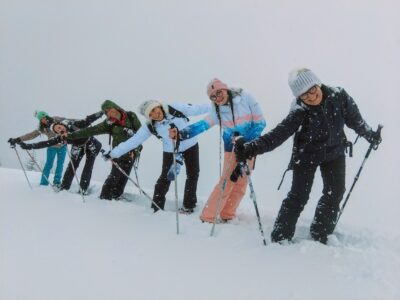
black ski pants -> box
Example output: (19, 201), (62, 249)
(100, 156), (135, 200)
(61, 137), (101, 191)
(271, 155), (346, 243)
(152, 143), (200, 211)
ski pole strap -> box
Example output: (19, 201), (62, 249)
(277, 168), (290, 190)
(345, 141), (353, 157)
(354, 135), (360, 145)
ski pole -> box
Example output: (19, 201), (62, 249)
(66, 145), (85, 203)
(132, 155), (142, 195)
(12, 146), (33, 189)
(244, 162), (267, 246)
(210, 148), (236, 237)
(101, 150), (163, 211)
(172, 139), (180, 235)
(335, 124), (383, 227)
(25, 150), (57, 192)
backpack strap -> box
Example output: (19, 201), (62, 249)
(166, 105), (189, 122)
(147, 121), (162, 139)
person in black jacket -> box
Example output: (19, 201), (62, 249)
(19, 112), (103, 194)
(234, 68), (382, 244)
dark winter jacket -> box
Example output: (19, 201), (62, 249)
(249, 84), (372, 166)
(67, 101), (142, 161)
(19, 112), (104, 149)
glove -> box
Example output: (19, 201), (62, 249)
(19, 142), (33, 150)
(123, 128), (135, 137)
(230, 163), (245, 182)
(101, 149), (112, 161)
(8, 137), (21, 147)
(94, 111), (104, 118)
(365, 129), (382, 146)
(234, 137), (255, 162)
(167, 153), (183, 181)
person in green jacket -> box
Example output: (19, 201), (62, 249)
(64, 100), (142, 200)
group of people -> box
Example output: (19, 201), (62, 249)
(8, 68), (382, 244)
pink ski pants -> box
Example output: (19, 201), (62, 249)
(200, 152), (254, 222)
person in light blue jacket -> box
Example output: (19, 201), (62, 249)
(169, 78), (266, 223)
(110, 100), (211, 213)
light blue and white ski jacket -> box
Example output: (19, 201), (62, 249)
(179, 89), (266, 152)
(110, 103), (211, 158)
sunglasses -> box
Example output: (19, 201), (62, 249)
(299, 85), (318, 100)
(210, 90), (224, 102)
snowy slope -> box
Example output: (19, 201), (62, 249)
(1, 167), (399, 300)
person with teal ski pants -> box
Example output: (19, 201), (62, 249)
(40, 145), (67, 185)
(8, 110), (67, 186)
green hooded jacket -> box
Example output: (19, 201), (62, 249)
(68, 100), (142, 160)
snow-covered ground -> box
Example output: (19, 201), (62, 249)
(1, 0), (399, 299)
(1, 167), (399, 300)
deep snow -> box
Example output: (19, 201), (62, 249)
(1, 0), (399, 299)
(1, 167), (399, 300)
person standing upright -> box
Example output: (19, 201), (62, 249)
(234, 68), (382, 244)
(170, 78), (266, 222)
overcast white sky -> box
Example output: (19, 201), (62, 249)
(1, 0), (399, 232)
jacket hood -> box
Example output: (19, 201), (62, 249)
(101, 100), (122, 112)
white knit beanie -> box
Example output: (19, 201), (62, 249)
(139, 100), (162, 120)
(288, 68), (322, 98)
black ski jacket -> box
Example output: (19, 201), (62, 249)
(250, 84), (372, 166)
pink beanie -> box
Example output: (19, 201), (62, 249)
(207, 78), (229, 98)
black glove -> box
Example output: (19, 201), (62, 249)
(19, 142), (33, 150)
(100, 149), (112, 161)
(123, 128), (135, 137)
(234, 137), (255, 162)
(95, 111), (104, 118)
(230, 163), (245, 182)
(365, 129), (382, 146)
(8, 137), (21, 147)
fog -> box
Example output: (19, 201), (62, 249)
(1, 0), (399, 235)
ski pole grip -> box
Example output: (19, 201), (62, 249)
(169, 123), (180, 152)
(376, 124), (383, 134)
(372, 124), (383, 150)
